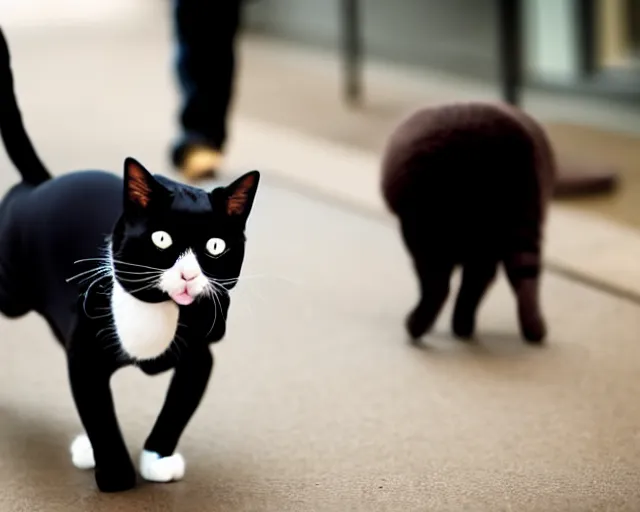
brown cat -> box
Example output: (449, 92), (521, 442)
(381, 102), (556, 343)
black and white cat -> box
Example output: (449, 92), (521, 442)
(0, 28), (260, 492)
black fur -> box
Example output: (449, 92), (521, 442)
(0, 28), (50, 185)
(0, 27), (260, 492)
(381, 102), (556, 344)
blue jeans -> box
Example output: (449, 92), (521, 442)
(171, 0), (243, 165)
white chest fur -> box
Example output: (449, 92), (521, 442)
(111, 280), (179, 360)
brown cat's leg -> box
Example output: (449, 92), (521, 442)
(503, 251), (546, 343)
(399, 214), (454, 340)
(451, 260), (498, 340)
(406, 258), (454, 340)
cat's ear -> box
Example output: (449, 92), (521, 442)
(222, 171), (260, 219)
(123, 157), (158, 211)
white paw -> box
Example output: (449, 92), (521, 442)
(70, 434), (95, 469)
(139, 450), (185, 482)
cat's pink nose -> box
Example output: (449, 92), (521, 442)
(181, 270), (197, 281)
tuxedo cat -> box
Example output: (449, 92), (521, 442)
(0, 27), (260, 492)
(381, 102), (556, 344)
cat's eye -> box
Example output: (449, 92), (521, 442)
(206, 237), (226, 257)
(151, 231), (173, 250)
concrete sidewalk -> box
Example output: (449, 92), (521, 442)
(0, 10), (639, 512)
(2, 176), (640, 511)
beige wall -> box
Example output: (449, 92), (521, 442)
(0, 0), (147, 28)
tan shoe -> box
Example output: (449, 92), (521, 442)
(179, 146), (222, 181)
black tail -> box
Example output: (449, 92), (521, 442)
(0, 28), (51, 186)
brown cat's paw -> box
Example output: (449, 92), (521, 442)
(406, 306), (433, 340)
(520, 314), (546, 344)
(452, 314), (475, 341)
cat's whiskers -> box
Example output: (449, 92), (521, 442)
(207, 279), (229, 293)
(65, 265), (112, 284)
(203, 272), (300, 286)
(111, 259), (166, 273)
(74, 257), (167, 273)
(108, 280), (160, 305)
(204, 282), (218, 299)
(114, 274), (162, 285)
(208, 275), (280, 321)
(209, 280), (231, 333)
(82, 273), (113, 318)
(73, 256), (258, 352)
(115, 269), (163, 276)
(204, 282), (222, 339)
(77, 271), (112, 287)
(125, 281), (161, 295)
(212, 290), (223, 320)
(205, 276), (261, 323)
(110, 265), (164, 289)
(206, 298), (220, 340)
(203, 273), (301, 315)
(87, 273), (161, 320)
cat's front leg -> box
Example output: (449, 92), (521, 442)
(68, 353), (136, 492)
(140, 345), (213, 483)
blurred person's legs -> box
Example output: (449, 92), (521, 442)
(171, 0), (243, 180)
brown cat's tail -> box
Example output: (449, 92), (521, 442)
(0, 28), (51, 186)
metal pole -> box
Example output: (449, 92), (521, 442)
(575, 0), (597, 77)
(341, 0), (363, 106)
(497, 0), (522, 105)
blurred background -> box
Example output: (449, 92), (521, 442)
(2, 0), (640, 225)
(2, 2), (640, 510)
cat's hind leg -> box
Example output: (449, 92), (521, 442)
(406, 257), (454, 340)
(451, 259), (498, 339)
(67, 340), (136, 492)
(0, 253), (31, 318)
(0, 185), (33, 318)
(0, 272), (29, 318)
(503, 251), (546, 343)
(400, 216), (454, 340)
